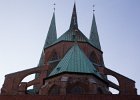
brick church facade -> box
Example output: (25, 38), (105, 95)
(1, 3), (139, 99)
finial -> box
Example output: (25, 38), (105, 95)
(93, 5), (95, 12)
(53, 3), (56, 12)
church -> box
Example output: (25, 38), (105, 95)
(1, 2), (139, 100)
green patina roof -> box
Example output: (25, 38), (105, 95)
(46, 28), (99, 50)
(38, 12), (57, 67)
(51, 29), (90, 44)
(44, 12), (57, 48)
(89, 12), (101, 50)
(38, 4), (102, 68)
(45, 4), (100, 51)
(45, 3), (87, 47)
(49, 44), (102, 78)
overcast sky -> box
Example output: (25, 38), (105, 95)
(0, 0), (140, 94)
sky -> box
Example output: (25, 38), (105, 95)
(0, 0), (140, 94)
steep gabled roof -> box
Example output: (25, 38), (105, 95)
(89, 12), (101, 50)
(52, 29), (89, 44)
(49, 44), (102, 79)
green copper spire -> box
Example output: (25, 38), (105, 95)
(70, 3), (78, 30)
(89, 11), (101, 50)
(38, 12), (57, 66)
(45, 3), (91, 47)
(49, 44), (102, 79)
(44, 12), (57, 48)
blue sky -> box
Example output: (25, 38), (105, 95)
(0, 0), (140, 94)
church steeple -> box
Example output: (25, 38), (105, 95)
(70, 3), (78, 30)
(38, 12), (57, 66)
(44, 12), (57, 48)
(89, 11), (101, 50)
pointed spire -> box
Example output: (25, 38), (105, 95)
(89, 10), (101, 50)
(70, 3), (78, 30)
(38, 12), (57, 66)
(44, 12), (57, 48)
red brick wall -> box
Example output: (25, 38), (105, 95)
(44, 41), (104, 67)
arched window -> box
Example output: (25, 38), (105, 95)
(48, 85), (60, 95)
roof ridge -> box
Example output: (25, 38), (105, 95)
(66, 46), (74, 71)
